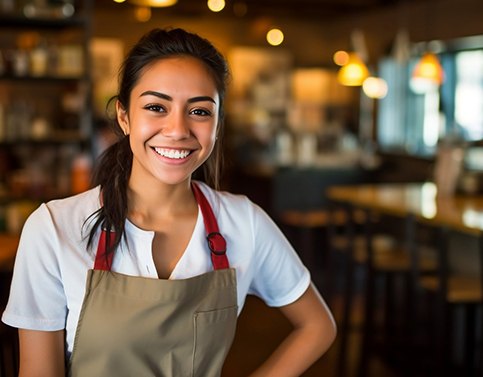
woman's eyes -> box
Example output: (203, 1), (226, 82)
(143, 104), (212, 117)
(144, 104), (166, 113)
(190, 108), (212, 117)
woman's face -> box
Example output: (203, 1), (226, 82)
(117, 56), (220, 188)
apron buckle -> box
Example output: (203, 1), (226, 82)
(207, 232), (226, 256)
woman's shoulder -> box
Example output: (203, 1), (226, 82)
(44, 186), (101, 215)
(194, 181), (256, 213)
(27, 186), (102, 231)
(194, 181), (275, 236)
(16, 187), (101, 263)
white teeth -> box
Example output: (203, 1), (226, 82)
(154, 148), (191, 159)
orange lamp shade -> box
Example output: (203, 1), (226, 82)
(412, 52), (445, 85)
(129, 0), (177, 7)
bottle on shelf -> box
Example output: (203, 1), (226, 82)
(0, 0), (93, 208)
(71, 151), (92, 194)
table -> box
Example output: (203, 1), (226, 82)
(326, 182), (483, 376)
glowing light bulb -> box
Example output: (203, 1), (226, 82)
(333, 50), (349, 66)
(207, 0), (225, 12)
(267, 28), (284, 46)
(134, 6), (151, 22)
(130, 0), (177, 7)
(362, 77), (388, 99)
(337, 53), (369, 86)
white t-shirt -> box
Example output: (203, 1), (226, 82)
(2, 181), (310, 355)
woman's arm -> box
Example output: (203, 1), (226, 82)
(18, 329), (65, 377)
(249, 283), (336, 377)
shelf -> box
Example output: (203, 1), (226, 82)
(0, 131), (89, 145)
(0, 14), (88, 29)
(0, 0), (94, 221)
(0, 74), (86, 82)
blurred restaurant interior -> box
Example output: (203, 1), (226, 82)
(1, 0), (483, 375)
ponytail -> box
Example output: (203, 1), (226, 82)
(84, 136), (132, 255)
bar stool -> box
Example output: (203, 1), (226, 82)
(332, 207), (437, 377)
(412, 226), (482, 376)
(278, 208), (353, 272)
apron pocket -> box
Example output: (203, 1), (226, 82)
(192, 305), (238, 377)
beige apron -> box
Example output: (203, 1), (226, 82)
(69, 183), (238, 377)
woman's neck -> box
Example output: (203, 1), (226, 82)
(126, 178), (198, 230)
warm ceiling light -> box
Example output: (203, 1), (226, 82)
(207, 0), (225, 12)
(113, 0), (126, 3)
(129, 0), (177, 7)
(333, 50), (349, 66)
(412, 52), (445, 85)
(266, 28), (284, 46)
(362, 77), (388, 99)
(337, 52), (369, 86)
(134, 6), (151, 21)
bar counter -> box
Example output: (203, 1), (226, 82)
(327, 182), (483, 235)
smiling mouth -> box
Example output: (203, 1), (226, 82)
(153, 147), (192, 159)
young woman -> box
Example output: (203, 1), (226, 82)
(2, 28), (336, 377)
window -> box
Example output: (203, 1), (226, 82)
(377, 36), (483, 157)
(453, 50), (483, 140)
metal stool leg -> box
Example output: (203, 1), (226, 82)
(336, 205), (357, 377)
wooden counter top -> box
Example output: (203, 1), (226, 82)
(327, 182), (483, 235)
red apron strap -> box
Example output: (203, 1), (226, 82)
(191, 182), (229, 270)
(94, 183), (229, 271)
(94, 229), (115, 271)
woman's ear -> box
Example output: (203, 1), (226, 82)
(116, 100), (130, 135)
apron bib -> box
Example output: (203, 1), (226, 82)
(69, 183), (238, 377)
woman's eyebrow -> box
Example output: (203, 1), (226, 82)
(140, 91), (216, 105)
(140, 91), (172, 101)
(187, 96), (216, 104)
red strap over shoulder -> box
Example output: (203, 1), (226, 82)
(94, 230), (115, 271)
(94, 183), (229, 271)
(191, 182), (229, 270)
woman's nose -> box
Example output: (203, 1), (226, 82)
(162, 111), (190, 139)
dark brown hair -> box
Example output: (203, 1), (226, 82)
(85, 28), (230, 255)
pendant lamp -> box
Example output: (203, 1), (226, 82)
(337, 52), (370, 86)
(410, 51), (445, 93)
(412, 52), (444, 85)
(129, 0), (177, 7)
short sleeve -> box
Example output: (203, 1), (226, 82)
(2, 204), (67, 330)
(247, 205), (311, 307)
